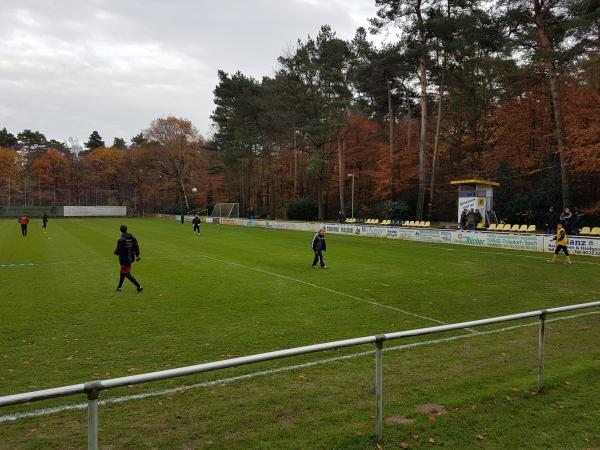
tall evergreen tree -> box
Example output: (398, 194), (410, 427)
(85, 131), (105, 150)
(0, 128), (18, 148)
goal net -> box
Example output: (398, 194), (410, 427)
(211, 203), (240, 218)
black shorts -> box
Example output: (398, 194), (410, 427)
(555, 245), (569, 256)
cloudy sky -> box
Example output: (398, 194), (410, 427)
(0, 0), (385, 147)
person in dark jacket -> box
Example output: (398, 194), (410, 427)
(474, 209), (483, 227)
(459, 208), (468, 230)
(338, 210), (345, 224)
(466, 208), (476, 231)
(114, 224), (143, 292)
(311, 228), (328, 269)
(192, 215), (201, 234)
(42, 212), (48, 232)
(560, 208), (573, 234)
(18, 214), (29, 237)
(544, 206), (559, 234)
(180, 213), (185, 224)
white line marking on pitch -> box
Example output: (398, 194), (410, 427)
(1, 310), (597, 424)
(199, 254), (467, 330)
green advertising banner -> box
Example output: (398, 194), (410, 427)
(0, 206), (63, 217)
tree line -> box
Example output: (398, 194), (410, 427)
(0, 118), (212, 215)
(1, 0), (599, 224)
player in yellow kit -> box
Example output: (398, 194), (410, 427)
(547, 224), (572, 264)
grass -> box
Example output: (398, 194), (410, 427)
(0, 217), (598, 449)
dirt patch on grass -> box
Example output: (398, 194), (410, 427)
(415, 403), (448, 415)
(384, 415), (416, 425)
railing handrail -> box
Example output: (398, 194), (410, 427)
(2, 300), (599, 409)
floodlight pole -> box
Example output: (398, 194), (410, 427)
(347, 174), (355, 219)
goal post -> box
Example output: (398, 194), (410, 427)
(211, 203), (240, 218)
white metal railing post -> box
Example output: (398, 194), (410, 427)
(84, 382), (101, 450)
(538, 310), (547, 391)
(375, 335), (385, 442)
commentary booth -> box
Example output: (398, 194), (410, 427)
(450, 179), (500, 226)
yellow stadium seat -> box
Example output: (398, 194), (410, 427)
(527, 224), (536, 233)
(423, 221), (430, 227)
(580, 226), (590, 235)
(488, 223), (497, 231)
(518, 224), (528, 232)
(415, 221), (422, 227)
(366, 219), (372, 224)
(407, 220), (414, 226)
(590, 227), (600, 236)
(510, 224), (520, 232)
(502, 224), (512, 231)
(373, 219), (379, 224)
(476, 222), (484, 229)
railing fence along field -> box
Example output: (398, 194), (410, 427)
(1, 301), (599, 449)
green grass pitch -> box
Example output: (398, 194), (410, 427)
(0, 218), (599, 449)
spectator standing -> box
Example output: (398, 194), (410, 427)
(572, 210), (583, 235)
(474, 209), (483, 227)
(338, 210), (345, 224)
(460, 208), (468, 230)
(544, 207), (559, 234)
(560, 208), (573, 233)
(466, 208), (476, 231)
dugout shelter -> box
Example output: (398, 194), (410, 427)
(450, 179), (500, 226)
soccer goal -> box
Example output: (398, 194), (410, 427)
(211, 203), (240, 218)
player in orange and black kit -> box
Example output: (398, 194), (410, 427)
(114, 224), (143, 292)
(547, 223), (572, 265)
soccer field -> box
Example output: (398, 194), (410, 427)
(1, 218), (599, 449)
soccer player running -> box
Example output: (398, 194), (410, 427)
(192, 215), (201, 234)
(547, 223), (572, 265)
(42, 212), (48, 232)
(114, 224), (144, 292)
(311, 228), (328, 269)
(18, 214), (29, 237)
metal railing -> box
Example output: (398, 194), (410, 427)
(1, 300), (599, 449)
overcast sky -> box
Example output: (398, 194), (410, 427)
(0, 0), (386, 147)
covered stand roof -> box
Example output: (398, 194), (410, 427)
(449, 179), (500, 187)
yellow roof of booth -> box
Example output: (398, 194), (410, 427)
(450, 179), (500, 187)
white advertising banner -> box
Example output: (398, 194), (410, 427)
(543, 235), (600, 257)
(64, 206), (126, 217)
(206, 217), (600, 258)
